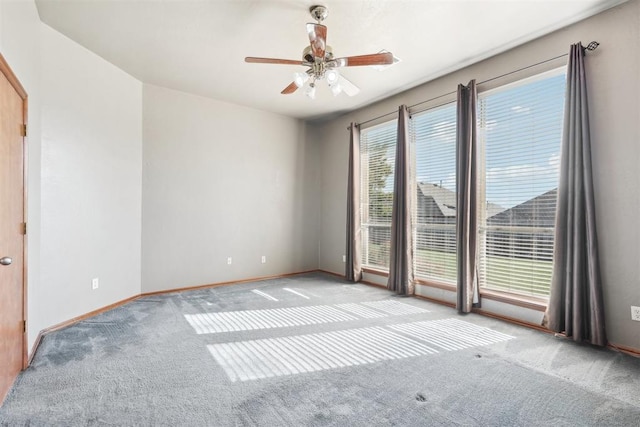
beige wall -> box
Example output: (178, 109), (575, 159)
(141, 85), (319, 292)
(316, 0), (640, 350)
(0, 3), (143, 350)
(38, 24), (143, 343)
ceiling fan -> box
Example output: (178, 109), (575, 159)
(245, 5), (395, 98)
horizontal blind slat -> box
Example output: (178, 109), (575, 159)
(412, 102), (457, 284)
(361, 120), (398, 270)
(478, 71), (565, 298)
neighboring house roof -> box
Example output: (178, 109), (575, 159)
(417, 182), (504, 218)
(417, 182), (457, 217)
(488, 188), (558, 227)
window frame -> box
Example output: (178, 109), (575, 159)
(476, 67), (566, 303)
(355, 68), (565, 313)
(410, 101), (458, 289)
(359, 119), (398, 272)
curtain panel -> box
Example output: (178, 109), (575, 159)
(456, 80), (479, 313)
(544, 43), (607, 346)
(345, 122), (363, 282)
(387, 105), (415, 295)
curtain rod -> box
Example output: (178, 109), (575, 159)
(349, 41), (599, 130)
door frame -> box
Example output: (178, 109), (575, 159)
(0, 52), (28, 369)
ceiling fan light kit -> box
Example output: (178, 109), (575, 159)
(245, 5), (395, 99)
(304, 82), (317, 100)
(326, 69), (339, 85)
(294, 72), (309, 88)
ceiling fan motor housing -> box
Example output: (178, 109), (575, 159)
(303, 45), (333, 64)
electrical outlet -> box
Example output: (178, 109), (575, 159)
(342, 255), (346, 263)
(631, 306), (640, 322)
(227, 257), (232, 265)
(261, 256), (266, 264)
(92, 278), (99, 290)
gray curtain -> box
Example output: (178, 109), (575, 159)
(544, 43), (606, 346)
(345, 122), (363, 282)
(387, 105), (414, 295)
(456, 80), (479, 313)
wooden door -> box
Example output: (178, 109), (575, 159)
(0, 54), (27, 405)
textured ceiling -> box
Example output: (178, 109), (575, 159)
(35, 0), (624, 120)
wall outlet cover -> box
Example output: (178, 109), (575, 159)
(631, 306), (640, 321)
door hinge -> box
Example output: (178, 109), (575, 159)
(20, 124), (27, 137)
(21, 222), (27, 235)
(23, 320), (26, 333)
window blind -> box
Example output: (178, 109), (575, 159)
(411, 103), (457, 284)
(477, 70), (565, 297)
(360, 120), (397, 270)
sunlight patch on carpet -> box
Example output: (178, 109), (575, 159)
(185, 305), (357, 334)
(334, 303), (388, 318)
(361, 300), (429, 315)
(207, 318), (515, 382)
(389, 318), (515, 351)
(207, 326), (438, 382)
(251, 290), (278, 301)
(185, 300), (429, 334)
(282, 288), (311, 299)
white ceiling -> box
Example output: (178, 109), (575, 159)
(35, 0), (624, 121)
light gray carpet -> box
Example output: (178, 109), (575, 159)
(1, 272), (639, 426)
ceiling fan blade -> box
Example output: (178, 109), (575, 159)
(245, 57), (305, 66)
(281, 81), (299, 95)
(306, 23), (327, 59)
(333, 52), (394, 67)
(338, 75), (360, 97)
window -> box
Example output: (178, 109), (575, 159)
(360, 120), (397, 270)
(477, 69), (566, 298)
(411, 103), (457, 284)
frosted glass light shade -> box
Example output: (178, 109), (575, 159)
(326, 69), (339, 86)
(305, 83), (316, 99)
(294, 72), (309, 88)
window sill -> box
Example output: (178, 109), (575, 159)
(479, 289), (548, 312)
(363, 269), (547, 312)
(413, 280), (548, 312)
(415, 278), (456, 292)
(362, 267), (388, 277)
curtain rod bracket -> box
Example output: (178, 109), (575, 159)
(583, 41), (600, 52)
